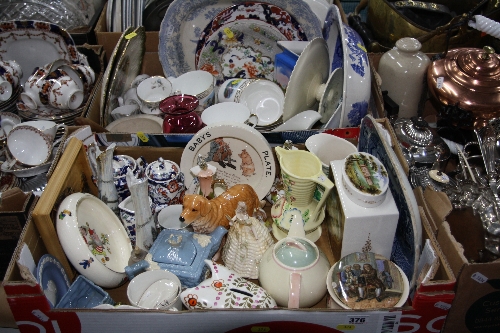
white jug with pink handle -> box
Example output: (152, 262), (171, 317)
(259, 213), (330, 308)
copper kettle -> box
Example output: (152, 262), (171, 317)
(427, 46), (500, 129)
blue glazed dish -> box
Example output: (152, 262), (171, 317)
(55, 275), (115, 309)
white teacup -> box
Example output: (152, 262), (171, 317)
(0, 112), (21, 135)
(121, 87), (140, 107)
(111, 104), (140, 120)
(7, 125), (53, 166)
(136, 76), (172, 114)
(59, 63), (96, 94)
(305, 133), (358, 174)
(169, 70), (216, 109)
(45, 72), (84, 110)
(127, 270), (182, 311)
(201, 102), (256, 127)
(218, 78), (284, 127)
(13, 120), (65, 141)
(0, 60), (22, 101)
(131, 74), (151, 88)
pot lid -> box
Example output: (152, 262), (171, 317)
(394, 117), (433, 147)
(146, 157), (181, 182)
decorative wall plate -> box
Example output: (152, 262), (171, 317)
(326, 252), (409, 310)
(99, 26), (134, 127)
(180, 122), (275, 200)
(0, 20), (81, 85)
(103, 26), (145, 127)
(358, 115), (422, 288)
(36, 254), (71, 308)
(197, 20), (285, 86)
(195, 1), (307, 67)
(159, 0), (322, 78)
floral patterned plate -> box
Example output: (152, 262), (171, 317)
(197, 20), (286, 86)
(180, 121), (275, 200)
(159, 0), (322, 78)
(0, 20), (81, 85)
(194, 1), (308, 68)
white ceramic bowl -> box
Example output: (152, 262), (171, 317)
(305, 133), (357, 173)
(157, 204), (185, 230)
(201, 102), (252, 126)
(56, 192), (132, 288)
(7, 125), (52, 166)
(334, 5), (371, 127)
(127, 270), (182, 310)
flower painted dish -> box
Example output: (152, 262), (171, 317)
(56, 192), (132, 288)
(36, 254), (71, 308)
(197, 20), (286, 86)
(195, 1), (308, 68)
(159, 0), (322, 78)
(0, 20), (81, 85)
(180, 122), (276, 200)
(358, 115), (422, 288)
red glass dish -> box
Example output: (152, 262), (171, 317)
(159, 94), (205, 133)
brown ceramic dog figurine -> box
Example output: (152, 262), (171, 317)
(180, 184), (261, 234)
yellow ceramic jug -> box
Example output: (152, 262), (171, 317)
(271, 147), (334, 242)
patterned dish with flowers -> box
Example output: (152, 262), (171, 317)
(195, 1), (307, 68)
(197, 20), (285, 86)
(159, 0), (322, 78)
(0, 20), (81, 85)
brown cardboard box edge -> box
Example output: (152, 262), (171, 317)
(95, 3), (160, 64)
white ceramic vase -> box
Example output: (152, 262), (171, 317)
(96, 144), (119, 215)
(377, 37), (431, 119)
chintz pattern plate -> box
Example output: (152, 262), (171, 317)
(197, 20), (285, 86)
(195, 1), (307, 67)
(159, 0), (322, 78)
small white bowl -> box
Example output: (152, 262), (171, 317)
(56, 192), (132, 288)
(201, 102), (252, 126)
(127, 270), (182, 310)
(157, 204), (185, 230)
(305, 133), (357, 173)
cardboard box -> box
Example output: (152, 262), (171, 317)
(68, 1), (106, 46)
(1, 137), (456, 333)
(94, 2), (160, 69)
(0, 189), (37, 279)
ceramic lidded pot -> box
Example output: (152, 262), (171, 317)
(145, 157), (185, 211)
(341, 152), (389, 208)
(112, 154), (137, 202)
(259, 214), (330, 308)
(427, 46), (500, 129)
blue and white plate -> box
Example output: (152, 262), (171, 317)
(159, 0), (323, 78)
(36, 254), (71, 308)
(358, 115), (422, 289)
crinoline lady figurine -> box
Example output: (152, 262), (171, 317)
(221, 201), (274, 279)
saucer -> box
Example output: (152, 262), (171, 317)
(105, 114), (163, 133)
